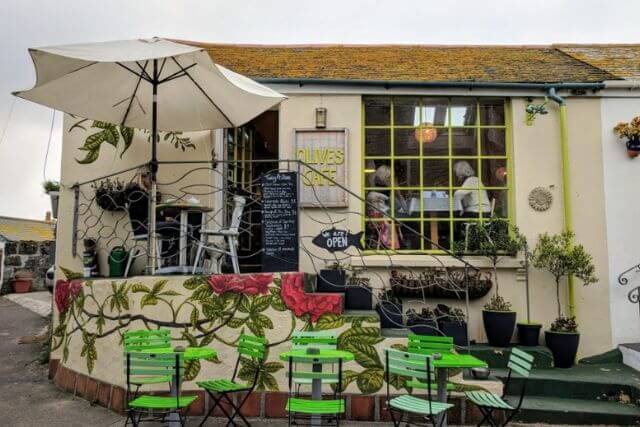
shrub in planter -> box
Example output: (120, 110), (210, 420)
(43, 180), (60, 219)
(482, 295), (516, 347)
(436, 304), (468, 346)
(317, 262), (346, 293)
(531, 231), (597, 368)
(377, 289), (403, 329)
(405, 307), (438, 336)
(517, 240), (542, 346)
(344, 275), (372, 310)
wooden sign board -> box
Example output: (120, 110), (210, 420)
(295, 129), (348, 207)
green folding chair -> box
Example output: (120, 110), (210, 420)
(291, 331), (338, 392)
(196, 334), (266, 426)
(286, 350), (345, 426)
(407, 334), (456, 394)
(125, 351), (198, 427)
(384, 348), (453, 427)
(464, 348), (534, 426)
(123, 329), (173, 399)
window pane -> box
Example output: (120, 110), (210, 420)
(364, 159), (390, 187)
(364, 97), (390, 125)
(455, 220), (481, 251)
(487, 190), (509, 218)
(422, 128), (449, 156)
(423, 159), (450, 187)
(397, 221), (422, 250)
(394, 159), (420, 187)
(452, 128), (477, 156)
(481, 128), (506, 156)
(452, 159), (480, 187)
(481, 158), (508, 187)
(450, 98), (477, 126)
(393, 189), (419, 217)
(422, 98), (449, 126)
(393, 97), (421, 126)
(423, 221), (451, 250)
(365, 128), (391, 156)
(394, 128), (419, 156)
(419, 189), (452, 218)
(479, 99), (505, 125)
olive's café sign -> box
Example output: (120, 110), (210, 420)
(295, 129), (347, 207)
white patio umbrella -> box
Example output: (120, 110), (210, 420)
(13, 37), (286, 273)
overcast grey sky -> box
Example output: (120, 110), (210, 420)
(0, 0), (639, 219)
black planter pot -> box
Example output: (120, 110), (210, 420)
(317, 269), (346, 293)
(407, 320), (439, 336)
(482, 310), (516, 347)
(440, 320), (468, 347)
(545, 330), (580, 368)
(377, 300), (403, 329)
(517, 323), (542, 347)
(345, 285), (372, 310)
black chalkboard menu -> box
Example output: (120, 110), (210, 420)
(261, 172), (299, 272)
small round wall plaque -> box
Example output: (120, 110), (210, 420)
(528, 187), (553, 212)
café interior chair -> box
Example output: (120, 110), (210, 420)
(192, 195), (245, 274)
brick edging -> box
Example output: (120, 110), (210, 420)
(49, 359), (490, 422)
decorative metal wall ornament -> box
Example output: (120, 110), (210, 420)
(312, 228), (364, 252)
(528, 187), (553, 211)
(525, 99), (548, 126)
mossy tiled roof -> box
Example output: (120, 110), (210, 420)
(557, 45), (640, 80)
(190, 43), (619, 83)
(0, 216), (54, 242)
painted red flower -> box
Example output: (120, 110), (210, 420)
(209, 273), (273, 295)
(54, 279), (83, 314)
(281, 273), (342, 322)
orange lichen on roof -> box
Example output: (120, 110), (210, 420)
(557, 44), (640, 80)
(0, 216), (54, 242)
(186, 42), (616, 83)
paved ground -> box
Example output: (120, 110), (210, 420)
(0, 293), (612, 426)
(4, 290), (52, 317)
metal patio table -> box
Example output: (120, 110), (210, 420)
(279, 348), (354, 426)
(432, 352), (487, 427)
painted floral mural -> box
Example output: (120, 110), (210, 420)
(51, 268), (399, 395)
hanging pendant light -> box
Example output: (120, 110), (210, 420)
(414, 122), (438, 144)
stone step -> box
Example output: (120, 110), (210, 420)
(467, 344), (554, 369)
(508, 395), (640, 425)
(620, 343), (640, 372)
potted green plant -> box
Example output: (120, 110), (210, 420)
(614, 116), (640, 158)
(43, 180), (60, 218)
(405, 307), (438, 335)
(317, 261), (346, 293)
(531, 231), (597, 368)
(461, 219), (526, 347)
(377, 288), (403, 329)
(437, 304), (468, 346)
(517, 241), (542, 346)
(344, 270), (372, 310)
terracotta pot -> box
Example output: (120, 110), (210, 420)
(11, 279), (32, 293)
(628, 149), (640, 158)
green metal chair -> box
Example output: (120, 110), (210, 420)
(286, 350), (345, 426)
(125, 351), (198, 427)
(464, 347), (534, 426)
(123, 329), (173, 398)
(291, 331), (338, 391)
(196, 334), (266, 427)
(384, 348), (453, 427)
(407, 334), (456, 394)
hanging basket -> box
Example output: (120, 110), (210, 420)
(390, 269), (493, 300)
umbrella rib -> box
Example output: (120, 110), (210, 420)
(120, 69), (145, 127)
(169, 57), (234, 127)
(116, 62), (152, 84)
(136, 61), (154, 82)
(158, 63), (197, 84)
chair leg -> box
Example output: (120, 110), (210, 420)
(124, 247), (138, 278)
(228, 236), (240, 274)
(223, 392), (251, 427)
(501, 409), (519, 426)
(192, 242), (204, 274)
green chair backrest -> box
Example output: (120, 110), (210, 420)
(123, 329), (172, 352)
(291, 331), (338, 351)
(237, 334), (267, 361)
(407, 333), (454, 355)
(385, 348), (436, 397)
(125, 351), (183, 406)
(508, 348), (534, 378)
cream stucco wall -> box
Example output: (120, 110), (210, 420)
(601, 97), (640, 346)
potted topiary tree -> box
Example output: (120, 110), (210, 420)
(531, 231), (597, 368)
(377, 288), (403, 329)
(43, 180), (60, 218)
(517, 241), (543, 346)
(461, 219), (526, 347)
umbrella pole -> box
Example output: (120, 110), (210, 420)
(147, 59), (159, 275)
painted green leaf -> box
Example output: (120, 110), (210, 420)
(388, 373), (411, 392)
(262, 361), (284, 373)
(356, 368), (384, 394)
(222, 292), (239, 308)
(246, 320), (263, 337)
(199, 333), (215, 348)
(338, 326), (383, 347)
(259, 372), (278, 391)
(314, 313), (345, 331)
(60, 266), (83, 280)
(190, 308), (199, 327)
(227, 317), (245, 328)
(204, 353), (221, 364)
(183, 359), (200, 381)
(131, 283), (151, 293)
(183, 275), (208, 290)
(201, 301), (219, 319)
(273, 277), (282, 287)
(252, 295), (271, 313)
(343, 340), (382, 369)
(269, 288), (287, 311)
(332, 369), (359, 393)
(140, 294), (158, 308)
(191, 285), (213, 301)
(151, 280), (168, 295)
(390, 343), (408, 351)
(159, 290), (180, 297)
(252, 313), (274, 330)
(181, 330), (198, 347)
(238, 295), (251, 313)
(119, 126), (134, 158)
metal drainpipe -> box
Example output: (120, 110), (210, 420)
(548, 87), (575, 318)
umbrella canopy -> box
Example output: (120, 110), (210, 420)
(13, 37), (286, 131)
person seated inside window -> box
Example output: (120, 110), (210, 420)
(453, 161), (492, 242)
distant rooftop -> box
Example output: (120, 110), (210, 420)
(0, 216), (54, 242)
(183, 42), (635, 84)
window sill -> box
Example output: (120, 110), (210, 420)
(350, 254), (524, 269)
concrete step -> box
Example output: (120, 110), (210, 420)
(468, 344), (554, 369)
(508, 395), (640, 425)
(620, 343), (640, 372)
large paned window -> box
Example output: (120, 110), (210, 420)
(362, 96), (511, 253)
